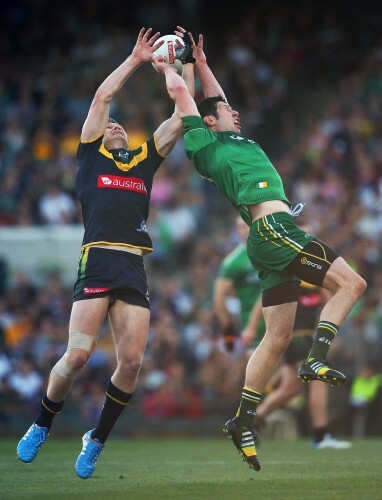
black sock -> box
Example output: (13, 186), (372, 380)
(92, 380), (132, 444)
(35, 394), (64, 430)
(308, 321), (338, 361)
(312, 426), (328, 443)
(235, 387), (262, 429)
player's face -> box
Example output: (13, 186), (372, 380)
(103, 122), (129, 148)
(215, 102), (241, 133)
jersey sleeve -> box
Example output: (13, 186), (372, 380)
(77, 135), (103, 167)
(145, 136), (166, 175)
(182, 116), (217, 160)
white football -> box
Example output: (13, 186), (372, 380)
(152, 34), (184, 74)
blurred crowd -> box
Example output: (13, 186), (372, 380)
(1, 1), (382, 436)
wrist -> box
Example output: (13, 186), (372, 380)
(128, 53), (143, 68)
(195, 59), (207, 67)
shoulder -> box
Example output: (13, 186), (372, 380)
(182, 115), (209, 134)
(77, 134), (103, 159)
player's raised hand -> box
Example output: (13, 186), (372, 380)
(175, 26), (206, 65)
(132, 28), (164, 63)
(152, 55), (176, 74)
(173, 26), (195, 64)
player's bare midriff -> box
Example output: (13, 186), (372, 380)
(92, 244), (143, 256)
(248, 200), (290, 222)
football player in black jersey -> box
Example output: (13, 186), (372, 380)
(17, 27), (196, 478)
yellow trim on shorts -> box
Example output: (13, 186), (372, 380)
(262, 216), (301, 252)
(300, 240), (332, 265)
(82, 241), (153, 253)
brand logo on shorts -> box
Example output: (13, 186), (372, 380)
(97, 175), (147, 194)
(83, 287), (111, 294)
(301, 256), (322, 270)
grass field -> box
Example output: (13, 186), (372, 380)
(1, 437), (381, 499)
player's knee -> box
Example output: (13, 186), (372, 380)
(117, 355), (143, 378)
(61, 330), (97, 370)
(353, 274), (367, 298)
(284, 380), (302, 399)
(52, 351), (88, 380)
(268, 329), (292, 354)
(65, 348), (90, 369)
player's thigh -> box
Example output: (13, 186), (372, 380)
(69, 297), (110, 336)
(108, 300), (150, 356)
(322, 256), (362, 292)
(262, 301), (297, 337)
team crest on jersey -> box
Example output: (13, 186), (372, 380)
(114, 150), (130, 162)
(118, 150), (129, 160)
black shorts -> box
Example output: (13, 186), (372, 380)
(283, 333), (312, 365)
(73, 247), (150, 309)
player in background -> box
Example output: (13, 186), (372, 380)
(213, 216), (265, 353)
(155, 28), (366, 471)
(17, 27), (196, 479)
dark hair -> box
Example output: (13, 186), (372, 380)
(108, 117), (116, 123)
(197, 95), (227, 119)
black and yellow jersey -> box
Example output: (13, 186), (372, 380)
(76, 133), (165, 254)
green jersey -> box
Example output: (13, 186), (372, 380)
(219, 243), (265, 344)
(182, 116), (290, 225)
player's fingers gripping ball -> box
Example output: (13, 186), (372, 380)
(152, 34), (184, 74)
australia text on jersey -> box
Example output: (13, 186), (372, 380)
(97, 175), (147, 194)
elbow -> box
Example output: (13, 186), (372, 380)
(94, 87), (113, 105)
(168, 81), (188, 102)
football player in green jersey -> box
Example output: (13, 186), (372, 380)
(155, 28), (366, 471)
(253, 222), (352, 449)
(214, 216), (265, 352)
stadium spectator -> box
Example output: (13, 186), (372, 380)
(8, 357), (43, 404)
(350, 360), (382, 436)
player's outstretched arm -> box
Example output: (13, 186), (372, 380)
(175, 26), (227, 101)
(154, 41), (196, 156)
(213, 276), (234, 329)
(154, 57), (199, 118)
(81, 28), (163, 142)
